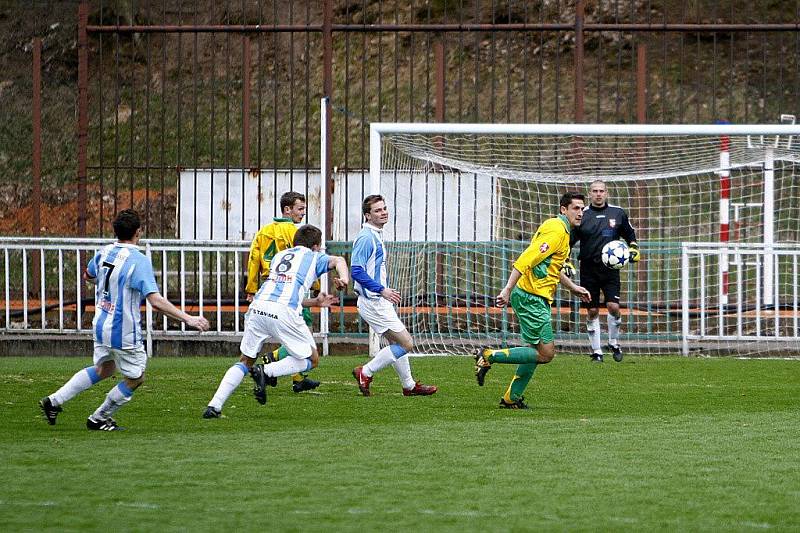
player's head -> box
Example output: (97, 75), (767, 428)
(362, 195), (389, 228)
(112, 209), (142, 241)
(293, 224), (322, 250)
(280, 191), (306, 223)
(589, 180), (608, 208)
(559, 192), (586, 227)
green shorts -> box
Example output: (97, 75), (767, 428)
(302, 307), (313, 328)
(511, 287), (554, 346)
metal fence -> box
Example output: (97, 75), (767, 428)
(681, 242), (800, 355)
(5, 1), (800, 239)
(5, 237), (800, 356)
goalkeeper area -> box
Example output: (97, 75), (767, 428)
(7, 355), (800, 530)
(363, 123), (800, 358)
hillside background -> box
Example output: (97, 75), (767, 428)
(1, 0), (799, 236)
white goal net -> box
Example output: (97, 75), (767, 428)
(369, 123), (800, 357)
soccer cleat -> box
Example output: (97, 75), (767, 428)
(402, 382), (438, 396)
(499, 397), (529, 410)
(292, 377), (321, 393)
(39, 397), (62, 425)
(86, 417), (124, 431)
(202, 406), (222, 419)
(608, 343), (623, 362)
(250, 364), (268, 405)
(260, 351), (279, 387)
(590, 353), (604, 363)
(473, 347), (493, 386)
(352, 366), (372, 396)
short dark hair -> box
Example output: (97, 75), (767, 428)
(293, 224), (322, 248)
(362, 194), (385, 217)
(560, 191), (586, 209)
(112, 209), (141, 240)
(280, 191), (306, 212)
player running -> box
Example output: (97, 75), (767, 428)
(246, 191), (321, 391)
(203, 225), (347, 418)
(39, 209), (210, 431)
(350, 195), (437, 397)
(474, 192), (590, 409)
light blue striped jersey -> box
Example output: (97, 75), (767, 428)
(351, 223), (387, 300)
(252, 246), (330, 314)
(87, 243), (159, 349)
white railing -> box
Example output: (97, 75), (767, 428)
(0, 237), (331, 355)
(681, 242), (800, 355)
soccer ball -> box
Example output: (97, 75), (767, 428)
(601, 240), (630, 270)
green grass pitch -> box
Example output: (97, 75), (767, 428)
(3, 354), (800, 531)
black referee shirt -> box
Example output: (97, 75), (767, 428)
(571, 203), (637, 263)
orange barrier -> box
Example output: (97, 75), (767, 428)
(6, 299), (795, 318)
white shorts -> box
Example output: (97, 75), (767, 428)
(93, 343), (148, 379)
(240, 302), (315, 359)
(357, 296), (406, 335)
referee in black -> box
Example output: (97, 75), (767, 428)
(570, 180), (640, 362)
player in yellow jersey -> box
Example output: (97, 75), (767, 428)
(473, 192), (591, 409)
(246, 191), (320, 393)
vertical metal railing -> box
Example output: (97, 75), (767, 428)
(44, 1), (798, 241)
(681, 242), (800, 355)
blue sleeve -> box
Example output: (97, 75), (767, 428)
(86, 252), (101, 278)
(620, 210), (638, 244)
(315, 253), (331, 278)
(350, 234), (372, 268)
(352, 265), (384, 294)
(130, 255), (159, 297)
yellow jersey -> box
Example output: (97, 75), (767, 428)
(245, 218), (297, 295)
(513, 214), (571, 304)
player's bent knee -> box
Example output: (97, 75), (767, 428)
(537, 344), (556, 363)
(125, 375), (145, 389)
(97, 361), (116, 379)
(239, 354), (257, 368)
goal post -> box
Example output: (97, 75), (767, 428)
(368, 122), (800, 357)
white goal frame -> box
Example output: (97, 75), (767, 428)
(368, 122), (800, 356)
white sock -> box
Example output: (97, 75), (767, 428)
(587, 317), (602, 353)
(607, 314), (622, 347)
(264, 356), (310, 378)
(90, 381), (133, 421)
(50, 366), (102, 407)
(208, 362), (248, 411)
(363, 345), (397, 377)
(392, 355), (416, 390)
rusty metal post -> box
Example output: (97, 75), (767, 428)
(242, 36), (251, 168)
(77, 2), (89, 236)
(574, 0), (585, 123)
(32, 38), (42, 237)
(635, 42), (648, 299)
(434, 37), (445, 122)
(637, 43), (647, 123)
(322, 0), (333, 240)
(32, 37), (42, 297)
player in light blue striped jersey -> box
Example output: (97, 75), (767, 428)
(203, 225), (348, 418)
(39, 210), (210, 431)
(350, 195), (437, 397)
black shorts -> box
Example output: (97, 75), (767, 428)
(579, 259), (621, 308)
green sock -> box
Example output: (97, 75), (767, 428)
(488, 347), (538, 365)
(273, 346), (289, 361)
(503, 363), (538, 402)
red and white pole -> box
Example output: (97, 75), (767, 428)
(719, 135), (731, 305)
